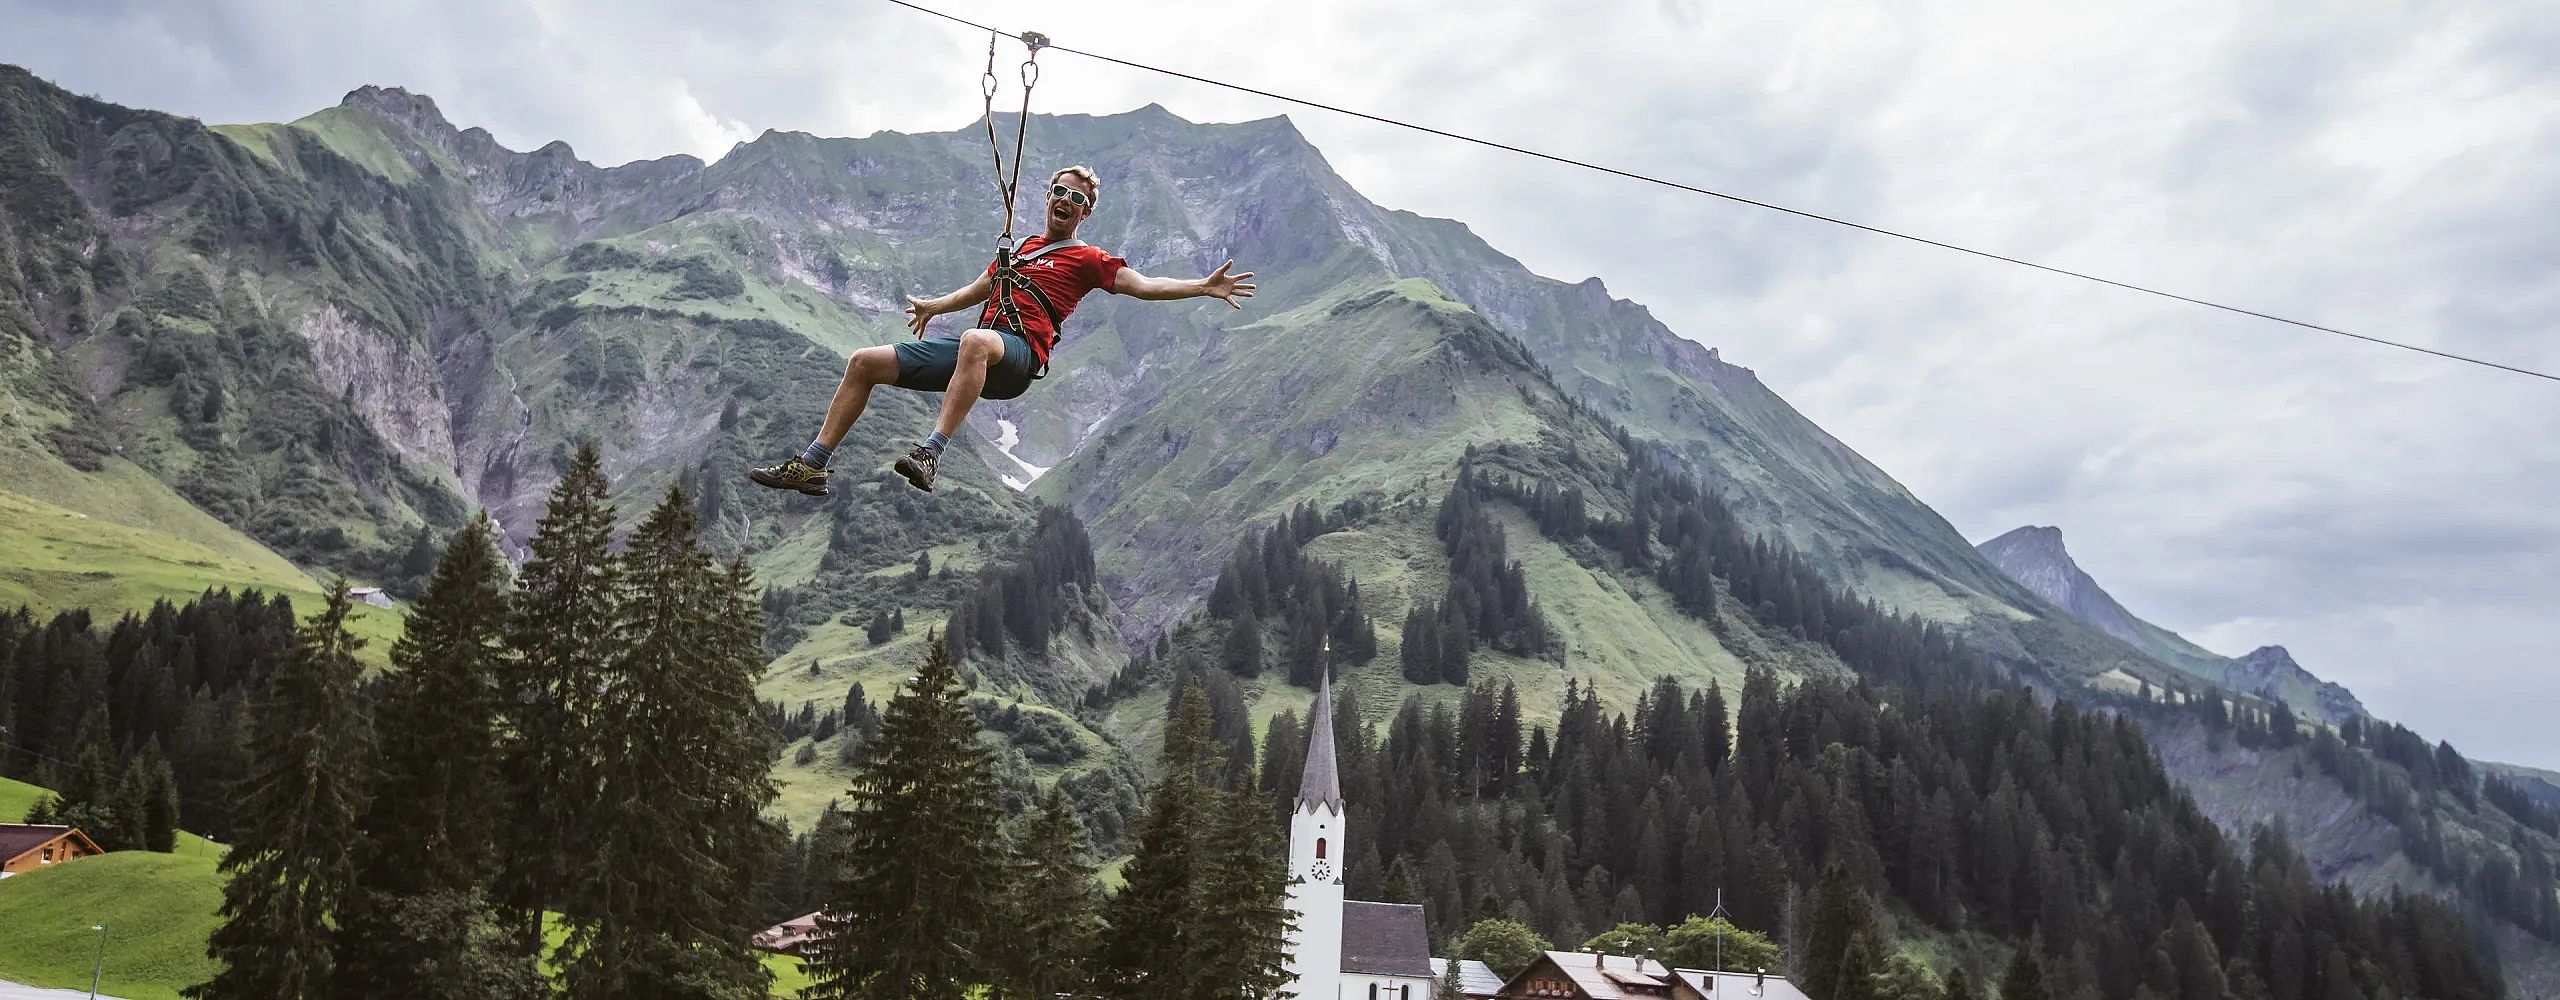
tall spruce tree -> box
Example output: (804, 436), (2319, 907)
(1097, 678), (1292, 999)
(560, 491), (779, 1000)
(1096, 678), (1218, 998)
(135, 739), (180, 853)
(1802, 861), (1884, 1000)
(1999, 947), (2048, 1000)
(808, 633), (1002, 1000)
(498, 442), (619, 946)
(187, 583), (370, 1000)
(335, 513), (540, 999)
(996, 785), (1103, 1000)
(1194, 774), (1295, 1000)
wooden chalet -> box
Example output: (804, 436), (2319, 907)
(1502, 951), (1678, 1000)
(0, 824), (103, 878)
(1496, 951), (1808, 1000)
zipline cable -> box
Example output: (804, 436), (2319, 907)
(886, 0), (2559, 384)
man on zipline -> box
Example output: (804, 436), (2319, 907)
(749, 165), (1254, 495)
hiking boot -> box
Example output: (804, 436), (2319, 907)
(893, 445), (938, 492)
(747, 457), (830, 497)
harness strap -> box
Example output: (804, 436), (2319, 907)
(981, 237), (1082, 333)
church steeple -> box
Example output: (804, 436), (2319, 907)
(1297, 670), (1343, 812)
(1285, 670), (1347, 1000)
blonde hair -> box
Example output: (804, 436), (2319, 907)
(1051, 165), (1100, 207)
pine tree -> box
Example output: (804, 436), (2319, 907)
(1097, 678), (1219, 998)
(998, 786), (1103, 1000)
(335, 513), (538, 998)
(561, 492), (778, 1000)
(1435, 958), (1466, 1000)
(187, 583), (370, 1000)
(497, 443), (619, 946)
(1224, 612), (1264, 678)
(808, 634), (1002, 1000)
(1192, 775), (1296, 1000)
(1999, 948), (2048, 1000)
(56, 731), (124, 849)
(1802, 862), (1884, 1000)
(137, 739), (180, 853)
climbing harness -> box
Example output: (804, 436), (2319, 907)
(976, 28), (1057, 377)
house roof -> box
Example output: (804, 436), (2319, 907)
(1430, 958), (1507, 996)
(1527, 951), (1676, 1000)
(1298, 671), (1343, 810)
(1672, 969), (1811, 1000)
(1341, 901), (1433, 977)
(0, 824), (91, 865)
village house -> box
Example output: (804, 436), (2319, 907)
(751, 911), (823, 955)
(0, 824), (103, 878)
(1496, 951), (1808, 1000)
(1430, 958), (1507, 999)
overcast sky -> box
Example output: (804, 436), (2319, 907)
(8, 0), (2557, 767)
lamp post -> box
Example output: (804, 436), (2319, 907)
(88, 923), (106, 999)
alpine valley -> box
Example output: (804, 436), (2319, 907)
(3, 63), (2556, 997)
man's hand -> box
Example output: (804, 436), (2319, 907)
(1202, 260), (1256, 309)
(905, 295), (937, 338)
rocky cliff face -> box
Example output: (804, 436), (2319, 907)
(2231, 644), (2369, 725)
(1978, 525), (2370, 724)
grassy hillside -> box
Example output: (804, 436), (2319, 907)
(0, 776), (51, 827)
(0, 851), (222, 1000)
(0, 853), (812, 1000)
(0, 487), (402, 655)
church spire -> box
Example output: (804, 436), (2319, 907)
(1297, 670), (1342, 811)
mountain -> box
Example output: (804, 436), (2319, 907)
(4, 63), (2556, 994)
(1976, 525), (2367, 723)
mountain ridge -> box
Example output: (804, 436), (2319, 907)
(1977, 524), (2369, 724)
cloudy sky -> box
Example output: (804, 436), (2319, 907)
(8, 0), (2557, 766)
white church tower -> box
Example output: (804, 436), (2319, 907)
(1285, 671), (1347, 1000)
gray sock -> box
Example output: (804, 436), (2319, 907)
(921, 430), (951, 455)
(798, 439), (834, 469)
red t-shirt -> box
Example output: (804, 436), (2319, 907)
(978, 235), (1127, 363)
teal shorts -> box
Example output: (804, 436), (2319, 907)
(892, 328), (1040, 401)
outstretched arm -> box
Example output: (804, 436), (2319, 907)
(1113, 260), (1257, 309)
(905, 273), (995, 337)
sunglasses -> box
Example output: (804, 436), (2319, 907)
(1049, 184), (1094, 208)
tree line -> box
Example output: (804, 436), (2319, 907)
(2, 587), (297, 842)
(1243, 668), (2503, 1000)
(182, 443), (780, 1000)
(805, 636), (1293, 1000)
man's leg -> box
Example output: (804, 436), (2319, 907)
(931, 329), (1006, 441)
(817, 346), (901, 449)
(750, 345), (899, 496)
(894, 329), (1006, 492)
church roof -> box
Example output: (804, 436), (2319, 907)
(1341, 901), (1433, 977)
(1297, 670), (1343, 811)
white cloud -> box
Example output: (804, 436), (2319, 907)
(7, 0), (2558, 764)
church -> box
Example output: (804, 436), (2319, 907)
(1285, 673), (1442, 1000)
